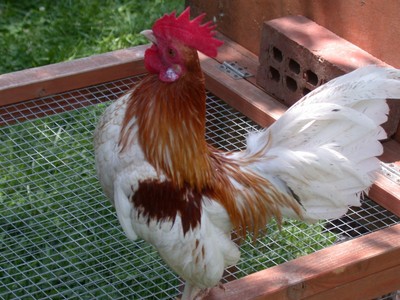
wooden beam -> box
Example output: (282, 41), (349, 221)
(206, 224), (400, 300)
(200, 53), (286, 128)
(381, 139), (400, 163)
(307, 265), (400, 300)
(395, 122), (400, 143)
(0, 45), (148, 105)
(370, 173), (400, 217)
(214, 32), (260, 87)
(372, 139), (400, 217)
(201, 31), (289, 128)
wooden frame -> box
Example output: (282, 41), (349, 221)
(1, 33), (399, 299)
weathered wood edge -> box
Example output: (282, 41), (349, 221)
(201, 54), (287, 127)
(370, 173), (400, 217)
(377, 139), (400, 216)
(206, 224), (400, 300)
(306, 265), (400, 300)
(0, 45), (148, 106)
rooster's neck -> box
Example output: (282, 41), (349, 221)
(121, 64), (215, 190)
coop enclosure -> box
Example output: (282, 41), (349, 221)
(2, 7), (400, 300)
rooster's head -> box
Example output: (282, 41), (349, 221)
(141, 7), (223, 82)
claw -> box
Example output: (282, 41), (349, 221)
(218, 282), (225, 291)
(193, 288), (210, 300)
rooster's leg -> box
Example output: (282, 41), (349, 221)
(181, 282), (224, 300)
(181, 282), (201, 300)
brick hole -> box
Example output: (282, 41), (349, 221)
(288, 59), (300, 74)
(286, 76), (297, 92)
(302, 88), (311, 96)
(269, 66), (280, 82)
(272, 47), (283, 62)
(305, 70), (318, 86)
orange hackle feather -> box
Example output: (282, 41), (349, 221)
(120, 54), (212, 190)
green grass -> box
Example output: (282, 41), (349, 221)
(238, 219), (337, 277)
(0, 0), (184, 74)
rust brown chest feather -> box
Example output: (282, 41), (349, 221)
(131, 179), (203, 235)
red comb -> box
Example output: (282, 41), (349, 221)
(152, 7), (223, 57)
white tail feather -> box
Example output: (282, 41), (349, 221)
(246, 66), (400, 221)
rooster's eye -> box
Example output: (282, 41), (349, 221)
(167, 48), (176, 57)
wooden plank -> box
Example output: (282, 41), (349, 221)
(370, 173), (400, 217)
(200, 31), (288, 128)
(376, 139), (400, 217)
(395, 122), (400, 143)
(0, 45), (148, 105)
(0, 79), (140, 127)
(200, 53), (287, 128)
(381, 139), (400, 163)
(214, 32), (260, 87)
(307, 265), (400, 300)
(206, 224), (400, 300)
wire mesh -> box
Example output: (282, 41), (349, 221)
(1, 75), (399, 299)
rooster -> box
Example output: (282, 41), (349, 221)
(94, 7), (400, 300)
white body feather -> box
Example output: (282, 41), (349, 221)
(94, 66), (400, 295)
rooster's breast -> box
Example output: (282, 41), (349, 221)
(129, 178), (240, 288)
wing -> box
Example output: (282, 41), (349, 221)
(244, 66), (400, 221)
(94, 93), (132, 202)
(94, 91), (142, 240)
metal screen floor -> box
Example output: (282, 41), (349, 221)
(1, 75), (399, 299)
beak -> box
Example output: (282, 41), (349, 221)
(140, 29), (157, 44)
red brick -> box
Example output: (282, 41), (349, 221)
(256, 15), (400, 137)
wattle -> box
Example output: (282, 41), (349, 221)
(144, 45), (182, 82)
(144, 45), (162, 74)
